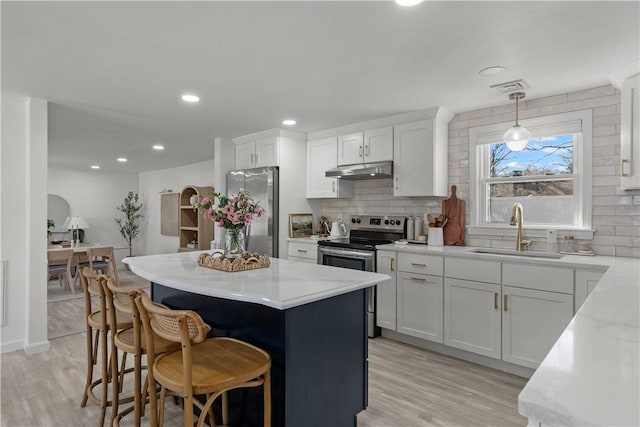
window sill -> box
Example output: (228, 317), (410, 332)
(468, 226), (595, 240)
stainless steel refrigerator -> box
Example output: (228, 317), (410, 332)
(226, 167), (279, 257)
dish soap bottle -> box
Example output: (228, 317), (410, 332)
(414, 216), (423, 240)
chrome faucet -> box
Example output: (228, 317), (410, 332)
(510, 202), (531, 251)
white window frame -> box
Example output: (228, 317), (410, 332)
(468, 110), (594, 240)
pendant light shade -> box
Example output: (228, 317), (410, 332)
(503, 92), (530, 152)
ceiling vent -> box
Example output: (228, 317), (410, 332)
(490, 79), (529, 94)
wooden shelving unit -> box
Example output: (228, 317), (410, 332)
(179, 185), (214, 252)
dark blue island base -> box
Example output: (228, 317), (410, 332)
(152, 283), (368, 427)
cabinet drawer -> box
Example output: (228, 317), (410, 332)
(444, 258), (501, 284)
(287, 241), (318, 261)
(502, 263), (573, 294)
(397, 253), (443, 276)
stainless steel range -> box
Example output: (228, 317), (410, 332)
(317, 215), (406, 338)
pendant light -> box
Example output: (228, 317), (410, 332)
(503, 91), (530, 152)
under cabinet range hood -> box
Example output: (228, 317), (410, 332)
(325, 161), (393, 180)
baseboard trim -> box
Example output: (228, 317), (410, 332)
(381, 329), (535, 379)
(23, 340), (50, 354)
(0, 339), (25, 354)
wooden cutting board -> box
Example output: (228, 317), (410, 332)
(442, 185), (465, 246)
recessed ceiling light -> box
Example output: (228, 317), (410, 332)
(282, 119), (296, 126)
(117, 157), (128, 162)
(90, 165), (100, 169)
(395, 0), (423, 6)
(479, 66), (507, 76)
(181, 94), (200, 103)
(153, 145), (165, 151)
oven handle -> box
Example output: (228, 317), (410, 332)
(318, 247), (375, 260)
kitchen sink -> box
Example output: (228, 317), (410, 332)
(467, 248), (565, 259)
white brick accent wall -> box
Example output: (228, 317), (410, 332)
(319, 85), (639, 257)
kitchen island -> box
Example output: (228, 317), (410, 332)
(124, 251), (390, 427)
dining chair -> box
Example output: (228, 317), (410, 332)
(47, 248), (74, 293)
(135, 293), (272, 427)
(79, 268), (134, 426)
(75, 246), (120, 288)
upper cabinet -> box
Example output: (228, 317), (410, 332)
(620, 75), (640, 190)
(235, 136), (279, 170)
(337, 127), (393, 165)
(393, 107), (453, 197)
(306, 137), (353, 198)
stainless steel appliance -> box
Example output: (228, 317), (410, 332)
(317, 215), (406, 337)
(226, 167), (279, 257)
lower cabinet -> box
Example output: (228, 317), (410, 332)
(396, 272), (443, 343)
(501, 286), (574, 369)
(444, 278), (501, 359)
(287, 240), (318, 264)
(376, 251), (397, 330)
(574, 270), (605, 312)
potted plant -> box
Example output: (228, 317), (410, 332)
(115, 191), (143, 257)
(47, 219), (55, 238)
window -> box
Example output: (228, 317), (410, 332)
(469, 110), (593, 236)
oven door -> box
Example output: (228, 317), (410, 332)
(317, 246), (375, 272)
(317, 246), (379, 338)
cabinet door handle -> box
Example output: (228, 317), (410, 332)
(621, 158), (630, 177)
(250, 153), (254, 164)
(504, 295), (508, 312)
(297, 249), (307, 253)
(332, 181), (336, 193)
(365, 144), (370, 157)
(395, 176), (399, 190)
(390, 258), (394, 272)
(410, 277), (426, 282)
(359, 145), (363, 158)
(411, 263), (426, 268)
(494, 292), (499, 310)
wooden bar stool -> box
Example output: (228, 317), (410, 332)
(135, 293), (272, 427)
(103, 278), (180, 427)
(79, 268), (133, 426)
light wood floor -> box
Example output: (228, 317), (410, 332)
(14, 271), (528, 426)
(1, 333), (527, 427)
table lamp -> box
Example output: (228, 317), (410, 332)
(66, 216), (90, 245)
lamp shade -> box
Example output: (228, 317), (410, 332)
(66, 216), (90, 229)
(503, 125), (531, 152)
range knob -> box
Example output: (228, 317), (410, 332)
(395, 220), (401, 225)
(351, 218), (357, 224)
(384, 219), (390, 225)
(356, 218), (361, 224)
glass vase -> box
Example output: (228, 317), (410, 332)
(224, 229), (246, 259)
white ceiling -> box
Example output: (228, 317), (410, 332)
(2, 1), (639, 173)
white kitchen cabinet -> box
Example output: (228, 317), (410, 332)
(444, 278), (501, 359)
(306, 137), (353, 198)
(397, 252), (443, 276)
(620, 75), (640, 190)
(396, 272), (443, 343)
(376, 250), (397, 330)
(574, 270), (605, 313)
(287, 239), (318, 264)
(393, 107), (453, 197)
(234, 136), (279, 169)
(501, 285), (574, 369)
(338, 128), (393, 166)
(337, 132), (364, 165)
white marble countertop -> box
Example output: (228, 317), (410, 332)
(518, 255), (639, 426)
(123, 251), (389, 310)
(375, 243), (612, 271)
(377, 243), (640, 425)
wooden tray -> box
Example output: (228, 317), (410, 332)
(198, 252), (271, 272)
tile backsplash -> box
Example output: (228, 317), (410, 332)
(319, 85), (640, 257)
